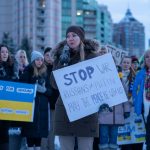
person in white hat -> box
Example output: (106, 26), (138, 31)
(19, 50), (52, 150)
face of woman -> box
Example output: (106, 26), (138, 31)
(19, 53), (26, 65)
(121, 57), (131, 71)
(145, 52), (150, 69)
(66, 32), (81, 50)
(34, 58), (44, 68)
(0, 46), (9, 62)
(131, 61), (139, 71)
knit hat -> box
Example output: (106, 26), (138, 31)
(66, 25), (85, 41)
(131, 56), (139, 63)
(31, 51), (44, 62)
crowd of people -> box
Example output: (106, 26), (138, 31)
(0, 25), (150, 150)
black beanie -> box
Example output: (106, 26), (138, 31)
(44, 47), (52, 54)
(131, 56), (139, 63)
(66, 25), (85, 42)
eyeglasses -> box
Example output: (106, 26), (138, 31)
(20, 56), (26, 58)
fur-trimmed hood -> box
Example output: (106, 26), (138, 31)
(50, 39), (100, 61)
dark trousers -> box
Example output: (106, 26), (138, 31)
(0, 136), (9, 150)
(0, 143), (9, 150)
(93, 137), (99, 150)
(146, 115), (150, 150)
(121, 143), (143, 150)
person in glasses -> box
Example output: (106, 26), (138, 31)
(15, 49), (29, 78)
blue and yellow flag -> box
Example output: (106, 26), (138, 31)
(0, 80), (36, 122)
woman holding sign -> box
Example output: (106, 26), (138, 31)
(0, 44), (18, 150)
(50, 26), (100, 150)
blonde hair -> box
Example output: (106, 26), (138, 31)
(144, 49), (150, 68)
(32, 61), (47, 77)
(79, 41), (85, 61)
(15, 50), (29, 66)
(144, 49), (150, 59)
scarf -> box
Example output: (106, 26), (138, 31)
(122, 70), (133, 98)
(145, 70), (150, 100)
(122, 70), (130, 86)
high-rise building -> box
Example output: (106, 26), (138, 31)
(61, 0), (113, 43)
(83, 0), (98, 39)
(113, 9), (145, 57)
(148, 39), (150, 49)
(62, 0), (98, 40)
(0, 0), (13, 42)
(0, 0), (61, 51)
(61, 0), (84, 39)
(98, 5), (113, 44)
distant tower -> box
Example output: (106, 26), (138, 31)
(113, 9), (145, 57)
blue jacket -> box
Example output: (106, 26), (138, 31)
(132, 68), (146, 115)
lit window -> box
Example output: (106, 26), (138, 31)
(77, 10), (83, 16)
(85, 11), (90, 15)
(39, 0), (46, 8)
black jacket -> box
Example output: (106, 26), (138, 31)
(19, 64), (51, 138)
(46, 64), (59, 109)
(0, 62), (15, 143)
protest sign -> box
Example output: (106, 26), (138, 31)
(53, 53), (128, 122)
(0, 80), (36, 122)
(106, 45), (128, 65)
(117, 109), (146, 145)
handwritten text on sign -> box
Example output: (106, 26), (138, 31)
(106, 45), (128, 65)
(53, 53), (128, 122)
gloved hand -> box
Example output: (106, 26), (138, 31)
(124, 112), (130, 119)
(37, 83), (46, 93)
(59, 45), (70, 65)
(99, 103), (112, 113)
(9, 127), (21, 135)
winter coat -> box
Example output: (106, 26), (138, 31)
(98, 69), (131, 125)
(50, 39), (100, 137)
(132, 68), (146, 115)
(45, 63), (59, 110)
(0, 62), (15, 80)
(0, 62), (15, 142)
(98, 103), (130, 125)
(19, 64), (51, 138)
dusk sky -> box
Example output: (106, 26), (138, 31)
(97, 0), (150, 49)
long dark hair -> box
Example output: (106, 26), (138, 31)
(0, 44), (13, 66)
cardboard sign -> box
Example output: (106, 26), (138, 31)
(0, 80), (36, 122)
(53, 53), (128, 122)
(117, 109), (146, 145)
(106, 45), (128, 65)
